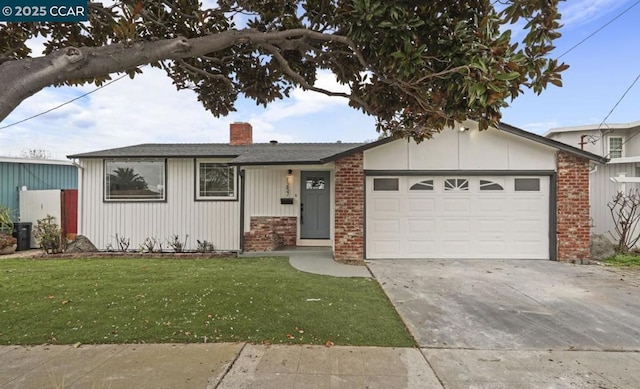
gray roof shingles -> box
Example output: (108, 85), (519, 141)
(67, 121), (607, 165)
(67, 142), (365, 165)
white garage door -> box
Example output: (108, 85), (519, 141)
(366, 176), (549, 259)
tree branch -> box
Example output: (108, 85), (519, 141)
(176, 59), (233, 87)
(260, 42), (373, 114)
(0, 28), (366, 122)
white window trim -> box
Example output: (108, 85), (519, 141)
(104, 159), (166, 202)
(608, 136), (625, 159)
(196, 159), (237, 200)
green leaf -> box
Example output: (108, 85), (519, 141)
(494, 72), (521, 81)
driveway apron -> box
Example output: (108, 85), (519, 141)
(367, 259), (640, 350)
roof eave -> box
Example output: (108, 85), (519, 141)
(319, 138), (395, 163)
(67, 154), (241, 159)
(230, 160), (324, 166)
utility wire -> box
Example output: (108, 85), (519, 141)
(2, 1), (638, 131)
(0, 74), (128, 130)
(601, 72), (640, 159)
(557, 0), (640, 59)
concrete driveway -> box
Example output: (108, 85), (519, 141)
(368, 259), (640, 351)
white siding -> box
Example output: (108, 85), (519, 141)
(548, 131), (603, 156)
(243, 168), (297, 232)
(590, 163), (640, 239)
(365, 125), (557, 171)
(548, 128), (640, 158)
(78, 158), (240, 251)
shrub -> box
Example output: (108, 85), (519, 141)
(140, 237), (162, 253)
(168, 234), (189, 252)
(608, 189), (640, 252)
(196, 240), (215, 253)
(0, 233), (17, 249)
(34, 215), (64, 254)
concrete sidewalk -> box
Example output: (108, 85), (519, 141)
(240, 247), (371, 278)
(2, 343), (640, 388)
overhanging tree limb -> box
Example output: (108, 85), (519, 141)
(0, 1), (566, 141)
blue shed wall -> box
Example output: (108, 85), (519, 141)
(0, 161), (78, 221)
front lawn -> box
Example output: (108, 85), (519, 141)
(0, 257), (414, 347)
(602, 253), (640, 267)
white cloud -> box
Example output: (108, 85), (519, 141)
(259, 72), (350, 123)
(0, 67), (371, 157)
(559, 0), (630, 27)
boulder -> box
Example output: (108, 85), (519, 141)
(590, 234), (615, 261)
(66, 235), (98, 253)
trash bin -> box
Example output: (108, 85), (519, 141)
(12, 222), (32, 251)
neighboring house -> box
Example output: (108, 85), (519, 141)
(545, 120), (640, 240)
(0, 157), (77, 220)
(68, 121), (605, 262)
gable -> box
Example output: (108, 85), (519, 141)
(364, 125), (557, 171)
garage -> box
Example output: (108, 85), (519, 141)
(366, 175), (550, 259)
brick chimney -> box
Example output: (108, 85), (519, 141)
(230, 122), (253, 145)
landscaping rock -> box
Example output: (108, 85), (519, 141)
(590, 234), (615, 261)
(66, 235), (98, 253)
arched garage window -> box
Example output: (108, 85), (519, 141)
(410, 180), (434, 190)
(444, 178), (469, 191)
(479, 180), (504, 191)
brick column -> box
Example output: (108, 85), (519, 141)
(556, 151), (590, 261)
(334, 152), (365, 263)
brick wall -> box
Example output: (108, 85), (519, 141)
(230, 122), (253, 146)
(556, 151), (590, 261)
(243, 216), (296, 251)
(334, 152), (365, 263)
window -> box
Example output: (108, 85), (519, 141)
(514, 178), (540, 191)
(105, 159), (165, 201)
(197, 160), (236, 200)
(479, 180), (504, 191)
(410, 180), (434, 190)
(609, 136), (624, 158)
(373, 178), (399, 191)
(305, 177), (326, 190)
(444, 178), (469, 191)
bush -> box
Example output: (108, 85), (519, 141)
(196, 240), (215, 253)
(0, 233), (17, 249)
(34, 215), (64, 254)
(608, 189), (640, 252)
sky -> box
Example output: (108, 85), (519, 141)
(0, 0), (639, 159)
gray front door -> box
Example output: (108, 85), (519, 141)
(300, 171), (330, 239)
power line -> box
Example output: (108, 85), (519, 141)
(0, 74), (128, 130)
(557, 0), (640, 60)
(602, 72), (640, 159)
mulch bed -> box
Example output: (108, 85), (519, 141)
(24, 251), (238, 259)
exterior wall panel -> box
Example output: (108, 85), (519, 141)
(243, 168), (297, 232)
(79, 158), (240, 251)
(590, 163), (640, 239)
(365, 126), (557, 172)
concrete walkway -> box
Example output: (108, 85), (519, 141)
(240, 247), (371, 278)
(3, 343), (640, 388)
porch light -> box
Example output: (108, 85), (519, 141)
(286, 170), (293, 196)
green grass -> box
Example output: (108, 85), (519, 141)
(0, 257), (414, 347)
(602, 253), (640, 267)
